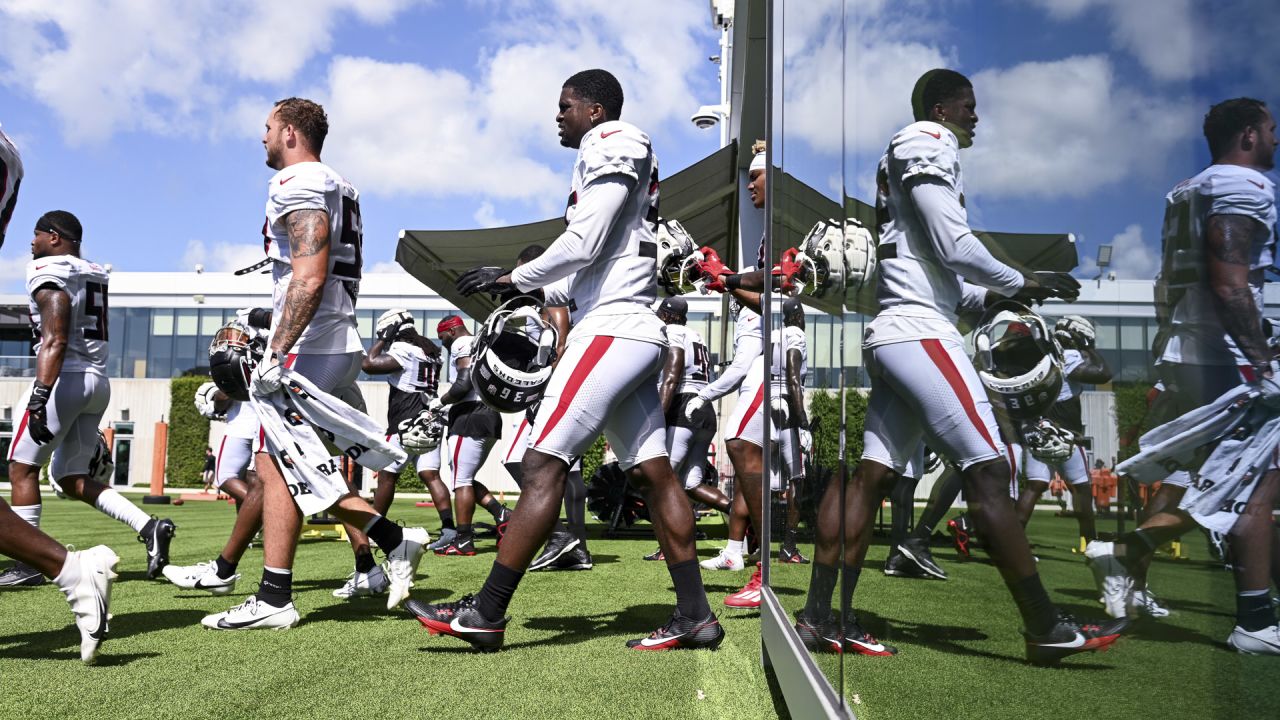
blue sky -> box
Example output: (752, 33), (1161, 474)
(1, 0), (1276, 294)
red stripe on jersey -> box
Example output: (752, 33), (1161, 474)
(1006, 443), (1018, 496)
(505, 418), (529, 464)
(920, 339), (997, 454)
(536, 336), (614, 445)
(452, 436), (464, 476)
(736, 383), (765, 439)
(9, 409), (29, 461)
(215, 436), (227, 479)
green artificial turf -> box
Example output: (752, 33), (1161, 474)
(0, 498), (1272, 720)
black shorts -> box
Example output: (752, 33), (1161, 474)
(666, 393), (716, 431)
(448, 401), (502, 440)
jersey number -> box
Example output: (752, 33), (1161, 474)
(332, 195), (363, 280)
(417, 362), (440, 393)
(84, 281), (109, 341)
(691, 342), (711, 381)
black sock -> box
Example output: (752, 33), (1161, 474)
(215, 555), (237, 579)
(784, 528), (798, 548)
(804, 562), (839, 619)
(366, 516), (404, 553)
(480, 497), (504, 518)
(1007, 573), (1057, 635)
(458, 523), (473, 540)
(475, 561), (524, 622)
(354, 551), (376, 574)
(668, 559), (711, 619)
(1236, 591), (1276, 632)
(439, 509), (455, 531)
(840, 564), (861, 616)
(257, 568), (292, 607)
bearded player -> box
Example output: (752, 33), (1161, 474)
(410, 69), (720, 652)
(203, 98), (428, 630)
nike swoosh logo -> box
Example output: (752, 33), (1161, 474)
(217, 614), (275, 629)
(1248, 179), (1264, 189)
(640, 631), (686, 648)
(1036, 632), (1086, 649)
(920, 130), (941, 139)
(90, 594), (108, 640)
(450, 617), (504, 634)
(34, 264), (47, 270)
(194, 577), (227, 589)
(600, 129), (621, 138)
(279, 176), (296, 185)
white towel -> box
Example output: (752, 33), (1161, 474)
(1115, 384), (1257, 484)
(249, 369), (407, 515)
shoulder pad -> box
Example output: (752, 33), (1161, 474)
(579, 121), (651, 185)
(891, 121), (959, 187)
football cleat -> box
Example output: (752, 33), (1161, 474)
(699, 547), (745, 572)
(882, 548), (921, 578)
(643, 546), (666, 561)
(795, 612), (843, 653)
(138, 517), (177, 579)
(1128, 587), (1169, 618)
(897, 537), (948, 580)
(408, 594), (507, 652)
(844, 616), (897, 656)
(947, 515), (973, 561)
(626, 610), (724, 651)
(529, 531), (579, 571)
(1024, 612), (1128, 665)
(427, 528), (458, 552)
(1084, 540), (1133, 619)
(1227, 624), (1280, 655)
(202, 596), (300, 631)
(724, 564), (763, 608)
(333, 566), (390, 599)
(494, 506), (513, 548)
(384, 527), (429, 610)
(162, 560), (239, 595)
(548, 544), (593, 571)
(55, 546), (119, 663)
(433, 536), (477, 557)
(778, 545), (811, 564)
(0, 561), (47, 587)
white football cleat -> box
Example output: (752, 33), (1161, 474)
(333, 566), (390, 599)
(202, 596), (299, 631)
(1084, 540), (1132, 619)
(162, 560), (239, 595)
(1129, 587), (1170, 618)
(384, 527), (429, 610)
(1228, 624), (1280, 655)
(55, 545), (119, 664)
(700, 548), (745, 571)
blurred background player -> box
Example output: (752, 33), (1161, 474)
(0, 121), (21, 249)
(772, 297), (812, 564)
(2, 210), (175, 587)
(432, 315), (512, 556)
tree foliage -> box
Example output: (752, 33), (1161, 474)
(166, 375), (212, 488)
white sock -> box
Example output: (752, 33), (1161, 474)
(726, 539), (745, 556)
(93, 489), (152, 533)
(264, 565), (292, 576)
(13, 504), (41, 529)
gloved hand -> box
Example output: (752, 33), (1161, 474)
(684, 395), (709, 422)
(26, 381), (54, 444)
(1058, 314), (1095, 348)
(456, 266), (512, 297)
(798, 427), (813, 453)
(695, 247), (731, 293)
(376, 308), (414, 342)
(776, 247), (802, 295)
(427, 397), (445, 414)
(252, 351), (284, 396)
(1015, 271), (1081, 304)
(235, 307), (272, 330)
(194, 381), (222, 419)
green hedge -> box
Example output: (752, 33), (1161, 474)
(808, 387), (868, 474)
(166, 375), (212, 488)
(1113, 382), (1156, 463)
(582, 436), (607, 483)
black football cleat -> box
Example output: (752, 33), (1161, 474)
(1024, 612), (1128, 665)
(550, 544), (593, 571)
(529, 530), (579, 571)
(843, 616), (898, 656)
(433, 535), (477, 556)
(778, 545), (811, 564)
(643, 546), (665, 561)
(627, 611), (724, 651)
(0, 562), (46, 587)
(882, 547), (921, 578)
(795, 612), (843, 653)
(494, 506), (512, 548)
(139, 518), (176, 579)
(407, 595), (507, 652)
(897, 537), (948, 580)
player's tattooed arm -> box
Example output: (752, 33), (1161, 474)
(1206, 214), (1269, 368)
(271, 209), (331, 355)
(32, 285), (71, 386)
(785, 348), (808, 428)
(658, 347), (683, 414)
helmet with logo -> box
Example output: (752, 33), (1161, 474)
(799, 217), (878, 313)
(973, 301), (1064, 420)
(208, 321), (264, 402)
(655, 218), (702, 296)
(472, 296), (560, 413)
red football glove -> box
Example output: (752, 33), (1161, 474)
(696, 246), (731, 293)
(776, 247), (802, 295)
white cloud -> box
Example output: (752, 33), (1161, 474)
(1024, 0), (1202, 82)
(473, 202), (506, 228)
(0, 252), (31, 292)
(180, 238), (266, 273)
(965, 55), (1198, 198)
(1076, 223), (1156, 279)
(367, 260), (403, 273)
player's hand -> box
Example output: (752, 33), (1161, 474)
(1252, 362), (1280, 409)
(427, 397), (445, 414)
(194, 381), (222, 419)
(376, 308), (414, 342)
(798, 427), (813, 453)
(26, 381), (54, 445)
(1015, 271), (1081, 304)
(252, 351), (284, 396)
(1057, 314), (1095, 348)
(684, 396), (708, 422)
(695, 247), (730, 292)
(775, 248), (803, 295)
(456, 266), (513, 297)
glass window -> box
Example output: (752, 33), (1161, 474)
(201, 310), (224, 334)
(151, 309), (173, 336)
(176, 309), (198, 336)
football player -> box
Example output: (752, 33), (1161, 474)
(1089, 98), (1279, 651)
(2, 210), (176, 587)
(412, 69), (721, 652)
(772, 298), (812, 564)
(428, 315), (512, 556)
(203, 97), (428, 630)
(1, 122), (22, 250)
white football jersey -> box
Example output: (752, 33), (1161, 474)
(1160, 164), (1277, 366)
(664, 324), (712, 394)
(510, 121), (664, 345)
(867, 121), (1022, 348)
(386, 341), (441, 395)
(770, 325), (808, 395)
(26, 255), (110, 374)
(1057, 348), (1084, 403)
(0, 124), (22, 246)
(263, 161), (364, 355)
(447, 334), (482, 404)
(224, 401), (261, 439)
